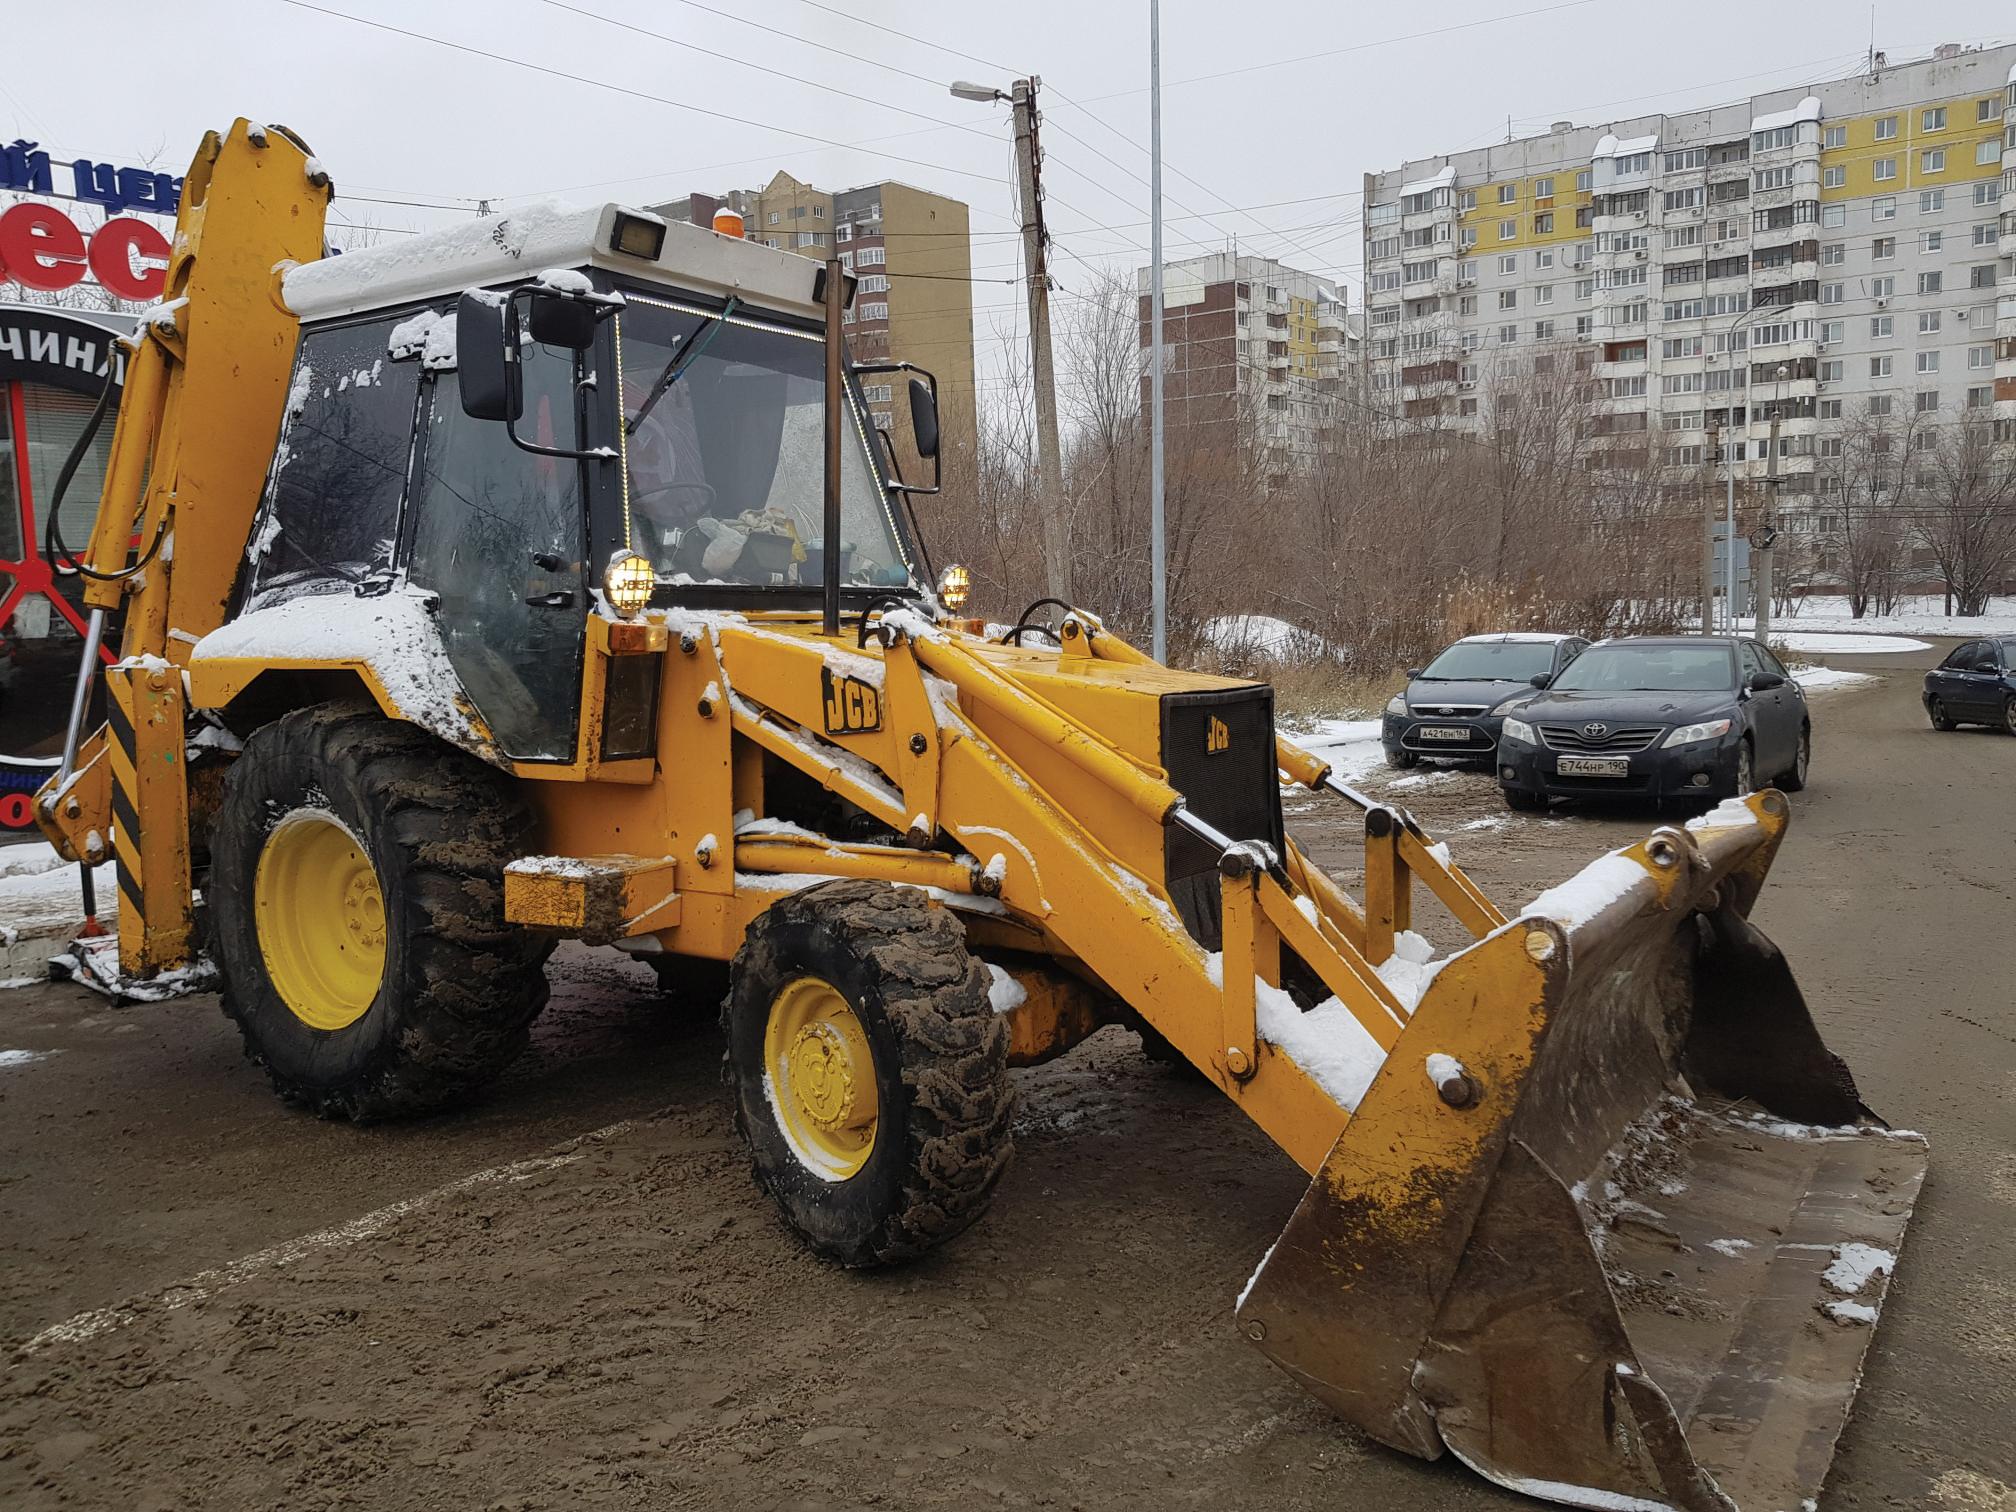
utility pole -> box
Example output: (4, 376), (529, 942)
(1756, 412), (1781, 642)
(1724, 431), (1737, 632)
(1011, 77), (1072, 604)
(1148, 1), (1167, 661)
(1703, 422), (1719, 634)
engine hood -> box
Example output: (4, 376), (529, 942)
(1404, 678), (1536, 712)
(1515, 688), (1737, 727)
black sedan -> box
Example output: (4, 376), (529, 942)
(1924, 637), (2016, 735)
(1496, 636), (1809, 811)
(1383, 634), (1589, 768)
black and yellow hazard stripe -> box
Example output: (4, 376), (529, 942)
(104, 671), (147, 970)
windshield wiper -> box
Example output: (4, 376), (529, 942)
(627, 296), (740, 436)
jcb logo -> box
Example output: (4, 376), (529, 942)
(822, 668), (882, 734)
(1206, 716), (1231, 755)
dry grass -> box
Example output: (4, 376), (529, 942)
(1188, 652), (1408, 724)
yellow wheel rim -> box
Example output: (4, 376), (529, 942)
(762, 976), (879, 1181)
(253, 809), (387, 1032)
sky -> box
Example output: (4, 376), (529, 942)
(7, 0), (2013, 402)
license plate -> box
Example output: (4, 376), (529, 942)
(1557, 755), (1629, 777)
(1418, 726), (1471, 742)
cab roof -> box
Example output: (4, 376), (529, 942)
(281, 200), (829, 323)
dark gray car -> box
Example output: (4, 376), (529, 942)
(1383, 633), (1588, 768)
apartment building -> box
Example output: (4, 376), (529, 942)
(1362, 42), (2016, 533)
(654, 172), (979, 493)
(1134, 253), (1354, 475)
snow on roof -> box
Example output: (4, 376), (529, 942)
(1751, 95), (1822, 133)
(1457, 632), (1571, 644)
(1399, 164), (1455, 197)
(283, 199), (829, 323)
(1592, 132), (1659, 159)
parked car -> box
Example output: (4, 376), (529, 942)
(1923, 638), (2016, 735)
(1496, 635), (1808, 811)
(1382, 633), (1589, 769)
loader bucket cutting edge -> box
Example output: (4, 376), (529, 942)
(1236, 793), (1927, 1512)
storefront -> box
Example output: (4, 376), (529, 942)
(0, 303), (128, 831)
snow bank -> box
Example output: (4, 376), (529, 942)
(1769, 631), (1928, 654)
(1284, 717), (1384, 785)
(1743, 595), (2016, 638)
(1201, 615), (1333, 661)
(1789, 664), (1875, 691)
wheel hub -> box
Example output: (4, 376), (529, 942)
(253, 808), (388, 1031)
(763, 976), (879, 1180)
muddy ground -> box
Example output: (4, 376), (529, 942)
(1, 639), (2012, 1511)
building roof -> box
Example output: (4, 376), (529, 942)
(1750, 95), (1821, 131)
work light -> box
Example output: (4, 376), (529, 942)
(604, 550), (655, 618)
(936, 563), (971, 611)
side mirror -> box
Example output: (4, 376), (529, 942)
(908, 377), (940, 459)
(1529, 672), (1552, 688)
(457, 290), (520, 423)
(527, 290), (597, 351)
(1749, 671), (1786, 691)
(1404, 667), (1423, 680)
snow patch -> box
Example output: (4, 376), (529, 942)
(0, 1049), (58, 1068)
(985, 964), (1027, 1015)
(1823, 1242), (1894, 1295)
(1705, 1238), (1755, 1258)
(1524, 851), (1647, 929)
(1790, 664), (1875, 691)
(1822, 1299), (1878, 1326)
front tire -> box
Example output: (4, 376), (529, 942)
(2004, 697), (2016, 737)
(209, 704), (553, 1120)
(1503, 787), (1548, 813)
(1730, 737), (1755, 799)
(1384, 746), (1419, 770)
(1780, 726), (1811, 791)
(725, 880), (1014, 1267)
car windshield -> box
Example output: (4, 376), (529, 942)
(617, 295), (912, 589)
(1419, 640), (1558, 681)
(1551, 643), (1735, 693)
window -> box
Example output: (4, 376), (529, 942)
(1821, 319), (1844, 343)
(1498, 289), (1517, 310)
(1457, 294), (1477, 315)
(1662, 336), (1703, 358)
(1820, 359), (1844, 381)
(1369, 235), (1400, 261)
(1665, 187), (1704, 211)
(1662, 371), (1705, 394)
(1617, 300), (1649, 325)
(1970, 345), (1993, 369)
(1821, 282), (1843, 303)
(1497, 183), (1517, 205)
(1869, 355), (1893, 378)
(1917, 390), (1939, 412)
(1457, 189), (1477, 212)
(1820, 436), (1844, 458)
(1921, 229), (1944, 253)
(1665, 148), (1707, 172)
(1617, 152), (1651, 174)
(1871, 275), (1895, 298)
(858, 273), (888, 294)
(1872, 236), (1895, 260)
(1535, 176), (1555, 200)
(1575, 205), (1592, 228)
(1868, 394), (1892, 415)
(1576, 277), (1596, 299)
(835, 223), (851, 243)
(1822, 204), (1846, 228)
(1402, 260), (1438, 283)
(1976, 181), (2001, 206)
(1874, 115), (1897, 141)
(1873, 196), (1896, 221)
(1533, 248), (1554, 270)
(1667, 224), (1704, 248)
(1755, 166), (1795, 190)
(1977, 223), (2001, 247)
(1981, 97), (2001, 123)
(1460, 226), (1478, 249)
(1873, 157), (1897, 182)
(1920, 189), (1944, 212)
(811, 205), (825, 219)
(860, 383), (893, 405)
(1823, 165), (1845, 189)
(789, 205), (805, 219)
(1535, 319), (1556, 340)
(1921, 148), (1946, 174)
(1499, 324), (1518, 345)
(1917, 351), (1940, 373)
(1923, 107), (1946, 131)
(1967, 385), (1993, 409)
(1498, 254), (1517, 274)
(1822, 242), (1844, 265)
(1752, 127), (1795, 152)
(1971, 265), (1998, 289)
(1368, 269), (1401, 293)
(1824, 125), (1846, 149)
(1535, 284), (1554, 305)
(1981, 139), (2004, 166)
(1533, 212), (1554, 234)
(1918, 271), (1942, 295)
(1819, 398), (1842, 419)
(1575, 314), (1593, 336)
(1871, 315), (1893, 338)
(795, 232), (820, 248)
(855, 245), (885, 267)
(859, 301), (888, 320)
(1919, 311), (1941, 334)
(1576, 169), (1592, 192)
(1499, 219), (1517, 240)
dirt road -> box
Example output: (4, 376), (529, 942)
(2, 641), (2011, 1511)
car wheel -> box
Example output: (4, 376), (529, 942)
(1927, 696), (1956, 732)
(2004, 697), (2016, 738)
(1731, 738), (1754, 799)
(1503, 787), (1548, 813)
(1780, 726), (1810, 792)
(1385, 747), (1419, 770)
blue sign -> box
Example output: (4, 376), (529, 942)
(1, 140), (182, 218)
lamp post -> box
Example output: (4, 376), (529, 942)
(1712, 302), (1770, 632)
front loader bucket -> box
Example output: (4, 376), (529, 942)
(1237, 793), (1926, 1512)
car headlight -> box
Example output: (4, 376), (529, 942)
(1385, 694), (1408, 717)
(1661, 717), (1733, 748)
(1500, 716), (1537, 745)
(1489, 695), (1525, 715)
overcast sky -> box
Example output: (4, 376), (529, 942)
(8, 0), (2012, 396)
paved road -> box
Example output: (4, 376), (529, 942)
(0, 640), (2010, 1511)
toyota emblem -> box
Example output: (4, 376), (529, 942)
(1581, 721), (1609, 740)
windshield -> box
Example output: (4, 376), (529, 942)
(1420, 640), (1557, 682)
(1552, 643), (1735, 693)
(617, 295), (911, 590)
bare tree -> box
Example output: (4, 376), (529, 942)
(1916, 409), (2016, 617)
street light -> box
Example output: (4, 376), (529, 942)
(1712, 301), (1773, 633)
(949, 81), (1009, 103)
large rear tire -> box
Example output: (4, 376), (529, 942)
(209, 704), (553, 1120)
(725, 880), (1013, 1267)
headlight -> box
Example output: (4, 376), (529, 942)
(604, 549), (655, 618)
(1489, 695), (1525, 714)
(1385, 694), (1408, 717)
(936, 562), (971, 611)
(1661, 717), (1733, 748)
(1501, 717), (1537, 745)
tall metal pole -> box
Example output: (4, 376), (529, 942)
(1148, 0), (1167, 662)
(1724, 442), (1736, 632)
(1757, 411), (1781, 642)
(1703, 423), (1719, 635)
(1012, 77), (1073, 604)
(822, 256), (845, 637)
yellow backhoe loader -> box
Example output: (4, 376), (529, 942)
(36, 122), (1924, 1511)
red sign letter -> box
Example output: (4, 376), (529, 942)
(87, 217), (172, 302)
(0, 203), (88, 292)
